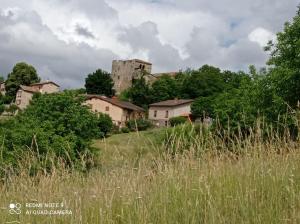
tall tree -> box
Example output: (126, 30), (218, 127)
(127, 77), (152, 108)
(85, 69), (115, 97)
(265, 6), (300, 108)
(5, 62), (40, 98)
(181, 65), (225, 99)
(151, 75), (179, 102)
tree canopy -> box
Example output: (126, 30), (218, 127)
(85, 69), (115, 97)
(5, 62), (40, 99)
(265, 7), (300, 108)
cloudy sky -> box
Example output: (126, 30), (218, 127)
(0, 0), (299, 88)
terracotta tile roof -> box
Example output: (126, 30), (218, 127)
(20, 85), (39, 93)
(85, 95), (145, 111)
(150, 99), (194, 107)
(30, 81), (60, 87)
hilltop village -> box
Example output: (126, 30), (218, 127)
(0, 59), (193, 128)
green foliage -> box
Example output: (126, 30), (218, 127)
(118, 89), (130, 101)
(4, 104), (19, 115)
(151, 75), (179, 102)
(164, 124), (210, 155)
(126, 119), (153, 131)
(121, 127), (130, 133)
(0, 75), (4, 82)
(97, 113), (113, 137)
(5, 62), (40, 98)
(181, 65), (224, 99)
(85, 69), (115, 97)
(0, 92), (107, 173)
(127, 76), (152, 108)
(0, 104), (4, 114)
(265, 7), (300, 108)
(191, 96), (215, 118)
(169, 116), (188, 127)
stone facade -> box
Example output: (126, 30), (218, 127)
(16, 81), (60, 109)
(0, 81), (5, 95)
(84, 95), (145, 127)
(111, 59), (152, 95)
(148, 99), (194, 127)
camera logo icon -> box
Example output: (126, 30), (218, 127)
(9, 203), (22, 215)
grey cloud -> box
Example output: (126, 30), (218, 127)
(0, 0), (299, 88)
(0, 9), (117, 88)
(119, 21), (184, 72)
(75, 24), (95, 39)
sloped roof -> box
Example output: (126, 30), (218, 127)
(30, 81), (60, 87)
(19, 85), (39, 93)
(150, 99), (194, 107)
(86, 95), (145, 112)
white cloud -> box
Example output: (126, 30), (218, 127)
(0, 0), (299, 88)
(248, 27), (275, 47)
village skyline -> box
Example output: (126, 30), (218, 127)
(0, 0), (299, 89)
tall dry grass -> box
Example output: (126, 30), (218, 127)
(1, 124), (300, 223)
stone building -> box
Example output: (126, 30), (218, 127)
(149, 99), (194, 127)
(84, 95), (145, 127)
(111, 59), (152, 95)
(0, 81), (5, 95)
(16, 81), (60, 109)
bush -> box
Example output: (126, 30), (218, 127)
(121, 127), (130, 133)
(0, 92), (105, 175)
(0, 104), (4, 114)
(126, 119), (153, 131)
(97, 113), (113, 137)
(169, 116), (188, 126)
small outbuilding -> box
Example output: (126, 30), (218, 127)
(149, 99), (194, 127)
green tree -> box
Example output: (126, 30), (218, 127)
(5, 62), (40, 98)
(265, 6), (300, 108)
(0, 92), (108, 172)
(127, 77), (152, 108)
(85, 69), (115, 97)
(181, 65), (225, 99)
(151, 75), (179, 102)
(191, 96), (215, 118)
(0, 104), (4, 115)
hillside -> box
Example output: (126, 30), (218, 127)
(1, 129), (300, 223)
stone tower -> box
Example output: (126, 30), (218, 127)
(111, 59), (152, 95)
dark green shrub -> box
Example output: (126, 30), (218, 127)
(0, 104), (5, 114)
(126, 119), (153, 131)
(121, 127), (130, 133)
(0, 92), (105, 175)
(97, 113), (113, 137)
(169, 116), (188, 126)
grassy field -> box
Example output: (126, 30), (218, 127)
(1, 129), (300, 223)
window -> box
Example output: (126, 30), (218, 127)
(117, 76), (120, 80)
(17, 91), (22, 98)
(165, 110), (169, 118)
(16, 100), (21, 105)
(154, 110), (157, 117)
(105, 106), (109, 111)
(165, 121), (168, 127)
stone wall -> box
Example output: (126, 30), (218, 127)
(112, 59), (152, 95)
